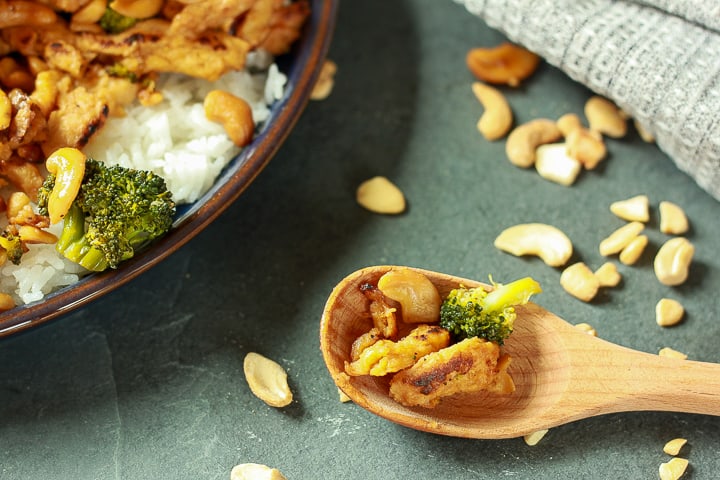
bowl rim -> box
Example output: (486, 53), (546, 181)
(0, 0), (339, 338)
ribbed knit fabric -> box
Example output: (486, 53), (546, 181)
(456, 0), (720, 201)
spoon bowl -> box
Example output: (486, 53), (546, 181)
(319, 265), (720, 439)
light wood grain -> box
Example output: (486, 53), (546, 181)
(319, 265), (720, 439)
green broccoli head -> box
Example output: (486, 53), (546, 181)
(39, 158), (175, 272)
(99, 7), (138, 34)
(439, 277), (541, 345)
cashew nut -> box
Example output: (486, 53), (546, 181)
(585, 96), (627, 138)
(663, 438), (688, 456)
(560, 262), (600, 302)
(523, 429), (549, 446)
(0, 1), (57, 29)
(505, 119), (562, 168)
(658, 347), (687, 360)
(655, 298), (684, 327)
(45, 147), (87, 225)
(71, 0), (107, 24)
(618, 234), (648, 265)
(204, 89), (254, 147)
(356, 176), (406, 214)
(243, 352), (293, 408)
(0, 89), (10, 130)
(377, 268), (441, 324)
(230, 463), (287, 480)
(471, 82), (513, 141)
(574, 323), (597, 336)
(310, 59), (337, 100)
(654, 237), (694, 286)
(565, 127), (606, 169)
(598, 221), (644, 256)
(494, 223), (573, 267)
(466, 42), (540, 87)
(18, 225), (58, 245)
(659, 200), (689, 235)
(556, 113), (583, 137)
(594, 262), (621, 287)
(634, 119), (655, 143)
(659, 457), (689, 480)
(30, 69), (62, 117)
(535, 143), (582, 186)
(109, 0), (164, 19)
(610, 195), (650, 222)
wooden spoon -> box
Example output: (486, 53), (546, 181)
(319, 265), (720, 439)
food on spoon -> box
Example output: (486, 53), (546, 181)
(439, 277), (542, 344)
(389, 336), (514, 408)
(36, 148), (175, 271)
(345, 268), (541, 408)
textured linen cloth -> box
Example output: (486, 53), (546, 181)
(456, 0), (720, 201)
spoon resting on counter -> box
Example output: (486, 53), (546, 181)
(319, 265), (720, 439)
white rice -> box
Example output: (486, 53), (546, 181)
(1, 50), (287, 306)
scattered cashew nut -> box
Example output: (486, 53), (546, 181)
(534, 143), (582, 186)
(356, 176), (406, 214)
(45, 147), (87, 225)
(471, 81), (513, 141)
(466, 42), (540, 87)
(311, 59), (337, 100)
(377, 268), (442, 324)
(663, 438), (688, 456)
(659, 457), (689, 480)
(243, 352), (293, 408)
(594, 262), (621, 287)
(494, 223), (573, 267)
(654, 237), (694, 286)
(658, 347), (687, 360)
(109, 0), (164, 19)
(659, 201), (689, 234)
(610, 195), (649, 222)
(656, 298), (685, 327)
(618, 234), (648, 265)
(231, 463), (287, 480)
(560, 262), (600, 302)
(598, 221), (644, 256)
(585, 96), (627, 138)
(565, 127), (606, 169)
(505, 119), (562, 168)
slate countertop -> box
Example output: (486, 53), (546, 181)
(2, 1), (718, 479)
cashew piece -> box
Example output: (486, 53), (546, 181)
(654, 237), (694, 286)
(599, 221), (644, 256)
(655, 298), (685, 327)
(466, 42), (540, 87)
(204, 90), (254, 147)
(585, 96), (627, 138)
(356, 176), (406, 214)
(243, 352), (293, 408)
(560, 262), (600, 302)
(231, 463), (287, 480)
(594, 262), (621, 287)
(565, 127), (606, 169)
(610, 195), (650, 222)
(45, 147), (87, 225)
(377, 268), (442, 324)
(109, 0), (164, 19)
(494, 223), (573, 267)
(619, 234), (648, 265)
(505, 119), (562, 168)
(72, 0), (107, 24)
(471, 82), (513, 141)
(659, 200), (689, 234)
(535, 143), (582, 186)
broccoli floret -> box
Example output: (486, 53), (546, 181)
(439, 277), (542, 345)
(38, 158), (175, 272)
(99, 7), (138, 34)
(0, 226), (27, 265)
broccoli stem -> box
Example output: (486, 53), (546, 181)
(483, 277), (542, 313)
(56, 203), (109, 272)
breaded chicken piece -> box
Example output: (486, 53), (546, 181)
(389, 336), (514, 408)
(345, 324), (450, 377)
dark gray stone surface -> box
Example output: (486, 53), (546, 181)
(1, 1), (718, 478)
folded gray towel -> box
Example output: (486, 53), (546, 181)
(456, 0), (720, 201)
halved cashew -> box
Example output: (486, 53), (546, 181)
(659, 457), (689, 480)
(659, 201), (689, 234)
(557, 113), (582, 137)
(535, 143), (582, 186)
(471, 81), (513, 141)
(494, 223), (573, 267)
(560, 262), (600, 302)
(466, 42), (540, 87)
(523, 429), (549, 446)
(634, 119), (655, 143)
(598, 221), (644, 256)
(663, 438), (688, 456)
(658, 347), (687, 360)
(310, 59), (337, 100)
(654, 237), (694, 286)
(45, 147), (87, 225)
(377, 268), (442, 324)
(565, 127), (606, 169)
(0, 1), (57, 29)
(356, 176), (406, 214)
(204, 90), (254, 147)
(574, 322), (597, 336)
(243, 352), (293, 408)
(109, 0), (164, 19)
(18, 225), (58, 244)
(594, 262), (621, 287)
(610, 195), (649, 222)
(505, 119), (562, 168)
(618, 234), (648, 265)
(230, 463), (287, 480)
(655, 298), (684, 327)
(585, 96), (627, 138)
(72, 0), (107, 24)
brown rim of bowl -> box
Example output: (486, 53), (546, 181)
(0, 0), (339, 338)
